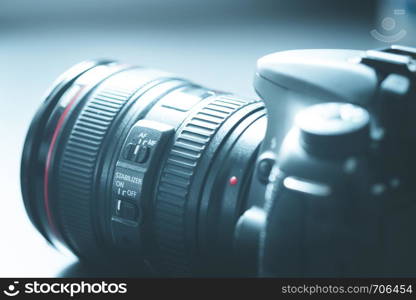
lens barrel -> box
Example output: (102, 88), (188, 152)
(21, 61), (266, 276)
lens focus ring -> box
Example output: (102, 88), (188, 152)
(57, 74), (144, 255)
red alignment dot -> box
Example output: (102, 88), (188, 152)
(229, 176), (238, 186)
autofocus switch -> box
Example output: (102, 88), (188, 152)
(135, 145), (150, 163)
(123, 143), (135, 161)
(122, 143), (151, 164)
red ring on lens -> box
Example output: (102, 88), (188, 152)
(43, 86), (86, 240)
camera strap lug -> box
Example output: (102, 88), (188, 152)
(361, 49), (416, 76)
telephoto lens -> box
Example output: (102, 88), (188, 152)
(21, 60), (267, 277)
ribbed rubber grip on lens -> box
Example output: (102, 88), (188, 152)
(58, 84), (138, 255)
(155, 95), (252, 275)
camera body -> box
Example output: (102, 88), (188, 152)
(237, 45), (416, 276)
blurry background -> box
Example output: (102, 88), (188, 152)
(0, 0), (415, 277)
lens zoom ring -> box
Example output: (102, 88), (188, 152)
(58, 85), (138, 254)
(155, 95), (253, 275)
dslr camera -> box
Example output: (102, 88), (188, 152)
(21, 45), (416, 277)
